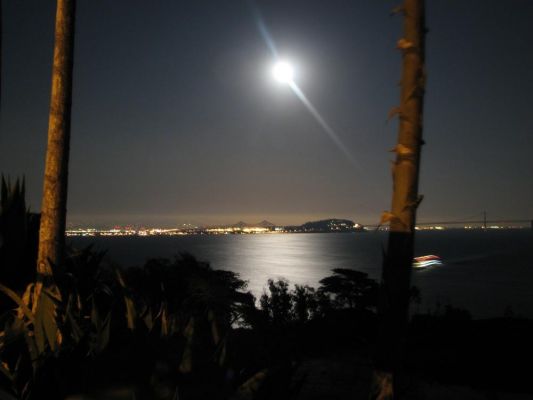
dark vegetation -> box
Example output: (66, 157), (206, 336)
(0, 178), (38, 297)
(1, 181), (532, 399)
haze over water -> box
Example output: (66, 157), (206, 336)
(69, 229), (533, 319)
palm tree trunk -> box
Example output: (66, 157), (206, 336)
(371, 1), (426, 398)
(36, 0), (76, 297)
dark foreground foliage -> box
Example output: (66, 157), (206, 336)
(405, 308), (533, 395)
(0, 177), (39, 298)
(0, 248), (253, 399)
(1, 180), (532, 399)
(0, 245), (383, 400)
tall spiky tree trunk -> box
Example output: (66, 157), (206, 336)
(371, 1), (426, 398)
(35, 0), (76, 300)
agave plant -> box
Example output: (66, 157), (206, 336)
(0, 241), (117, 398)
(0, 181), (262, 399)
(0, 177), (39, 296)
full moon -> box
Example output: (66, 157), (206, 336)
(272, 61), (294, 84)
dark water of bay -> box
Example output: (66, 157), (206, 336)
(68, 230), (533, 319)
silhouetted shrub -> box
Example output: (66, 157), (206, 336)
(0, 177), (39, 295)
(318, 268), (379, 311)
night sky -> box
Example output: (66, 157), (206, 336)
(1, 1), (532, 227)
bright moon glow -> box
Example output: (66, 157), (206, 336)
(272, 61), (294, 83)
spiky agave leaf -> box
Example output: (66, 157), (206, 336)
(33, 290), (60, 353)
(0, 283), (34, 323)
(178, 317), (195, 373)
(66, 296), (83, 344)
(115, 269), (137, 330)
(0, 360), (14, 382)
(88, 298), (111, 354)
(141, 304), (153, 332)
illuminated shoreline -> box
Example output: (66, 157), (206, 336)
(66, 224), (528, 237)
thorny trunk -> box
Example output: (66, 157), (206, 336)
(35, 0), (76, 306)
(371, 0), (426, 398)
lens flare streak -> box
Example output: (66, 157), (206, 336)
(289, 81), (359, 168)
(249, 2), (279, 58)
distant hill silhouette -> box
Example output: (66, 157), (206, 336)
(302, 219), (357, 231)
(222, 219), (363, 232)
(257, 220), (275, 228)
(230, 220), (276, 228)
(285, 218), (363, 232)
